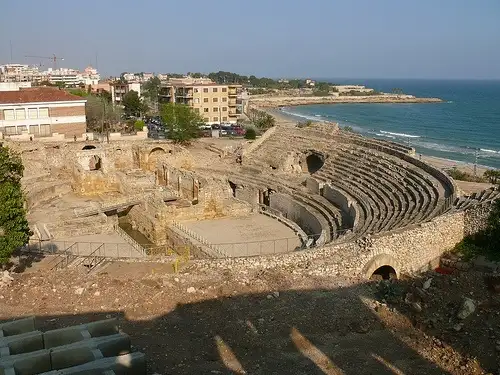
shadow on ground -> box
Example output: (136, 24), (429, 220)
(1, 280), (471, 375)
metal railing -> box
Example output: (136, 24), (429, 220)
(113, 224), (147, 257)
(171, 221), (228, 258)
(22, 239), (145, 259)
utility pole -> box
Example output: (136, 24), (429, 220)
(474, 148), (478, 177)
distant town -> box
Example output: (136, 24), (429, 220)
(0, 62), (439, 142)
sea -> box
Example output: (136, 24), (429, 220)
(281, 79), (500, 170)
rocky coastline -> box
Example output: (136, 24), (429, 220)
(249, 94), (442, 107)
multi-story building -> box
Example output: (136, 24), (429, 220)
(0, 64), (41, 83)
(39, 66), (100, 87)
(0, 87), (87, 138)
(159, 79), (242, 124)
(110, 82), (141, 105)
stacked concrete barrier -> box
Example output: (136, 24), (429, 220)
(0, 317), (145, 375)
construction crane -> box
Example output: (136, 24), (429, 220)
(24, 54), (64, 70)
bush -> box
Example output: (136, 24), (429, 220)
(447, 167), (485, 183)
(134, 120), (145, 131)
(244, 127), (257, 140)
(297, 120), (313, 128)
(453, 199), (500, 260)
(343, 126), (354, 132)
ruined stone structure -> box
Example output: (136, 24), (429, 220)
(13, 116), (498, 279)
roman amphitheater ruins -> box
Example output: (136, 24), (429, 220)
(13, 115), (499, 279)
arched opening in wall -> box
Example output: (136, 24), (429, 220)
(89, 155), (102, 171)
(148, 147), (167, 170)
(229, 181), (237, 197)
(82, 145), (96, 150)
(305, 154), (324, 174)
(263, 188), (274, 206)
(370, 265), (397, 281)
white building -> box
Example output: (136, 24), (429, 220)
(0, 64), (41, 82)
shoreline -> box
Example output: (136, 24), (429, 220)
(262, 106), (493, 180)
(250, 94), (442, 108)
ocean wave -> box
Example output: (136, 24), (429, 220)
(379, 130), (421, 138)
(280, 109), (325, 122)
(376, 133), (396, 139)
(480, 148), (500, 154)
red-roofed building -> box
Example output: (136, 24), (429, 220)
(0, 87), (87, 138)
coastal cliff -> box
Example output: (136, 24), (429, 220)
(249, 94), (442, 107)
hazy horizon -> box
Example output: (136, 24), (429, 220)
(1, 0), (499, 80)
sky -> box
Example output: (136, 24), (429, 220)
(1, 0), (500, 79)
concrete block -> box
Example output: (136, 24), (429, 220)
(51, 334), (130, 369)
(0, 331), (44, 356)
(0, 317), (35, 337)
(44, 320), (118, 349)
(39, 352), (146, 375)
(0, 349), (51, 375)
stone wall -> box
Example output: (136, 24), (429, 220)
(233, 184), (260, 206)
(195, 210), (467, 280)
(270, 193), (323, 238)
(322, 184), (358, 228)
(463, 202), (493, 237)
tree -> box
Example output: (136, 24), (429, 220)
(244, 127), (257, 140)
(160, 103), (204, 144)
(0, 145), (31, 265)
(122, 90), (146, 117)
(248, 109), (276, 129)
(85, 95), (122, 132)
(142, 77), (162, 114)
(134, 120), (145, 131)
(484, 169), (500, 185)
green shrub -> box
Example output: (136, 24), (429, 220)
(447, 167), (485, 183)
(244, 127), (257, 140)
(134, 120), (145, 131)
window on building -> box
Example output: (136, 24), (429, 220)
(213, 116), (218, 122)
(222, 97), (227, 102)
(194, 108), (200, 113)
(213, 107), (218, 112)
(222, 107), (227, 112)
(213, 97), (218, 103)
(39, 108), (49, 118)
(3, 126), (17, 135)
(203, 98), (209, 103)
(3, 109), (15, 121)
(213, 88), (218, 93)
(222, 116), (228, 121)
(28, 108), (38, 119)
(17, 125), (27, 133)
(194, 88), (199, 93)
(204, 117), (209, 122)
(15, 109), (26, 120)
(194, 98), (200, 104)
(204, 108), (209, 112)
(222, 87), (227, 92)
(203, 88), (209, 93)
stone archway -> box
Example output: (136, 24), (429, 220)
(305, 153), (324, 174)
(82, 145), (97, 150)
(89, 155), (102, 171)
(148, 147), (167, 170)
(362, 254), (400, 280)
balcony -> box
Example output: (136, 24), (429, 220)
(228, 99), (237, 106)
(228, 89), (237, 96)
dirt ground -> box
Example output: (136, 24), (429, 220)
(184, 215), (301, 256)
(1, 255), (499, 375)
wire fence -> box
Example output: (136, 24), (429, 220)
(22, 239), (145, 259)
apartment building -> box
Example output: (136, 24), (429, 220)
(0, 64), (41, 83)
(159, 79), (242, 124)
(0, 87), (87, 138)
(109, 82), (141, 105)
